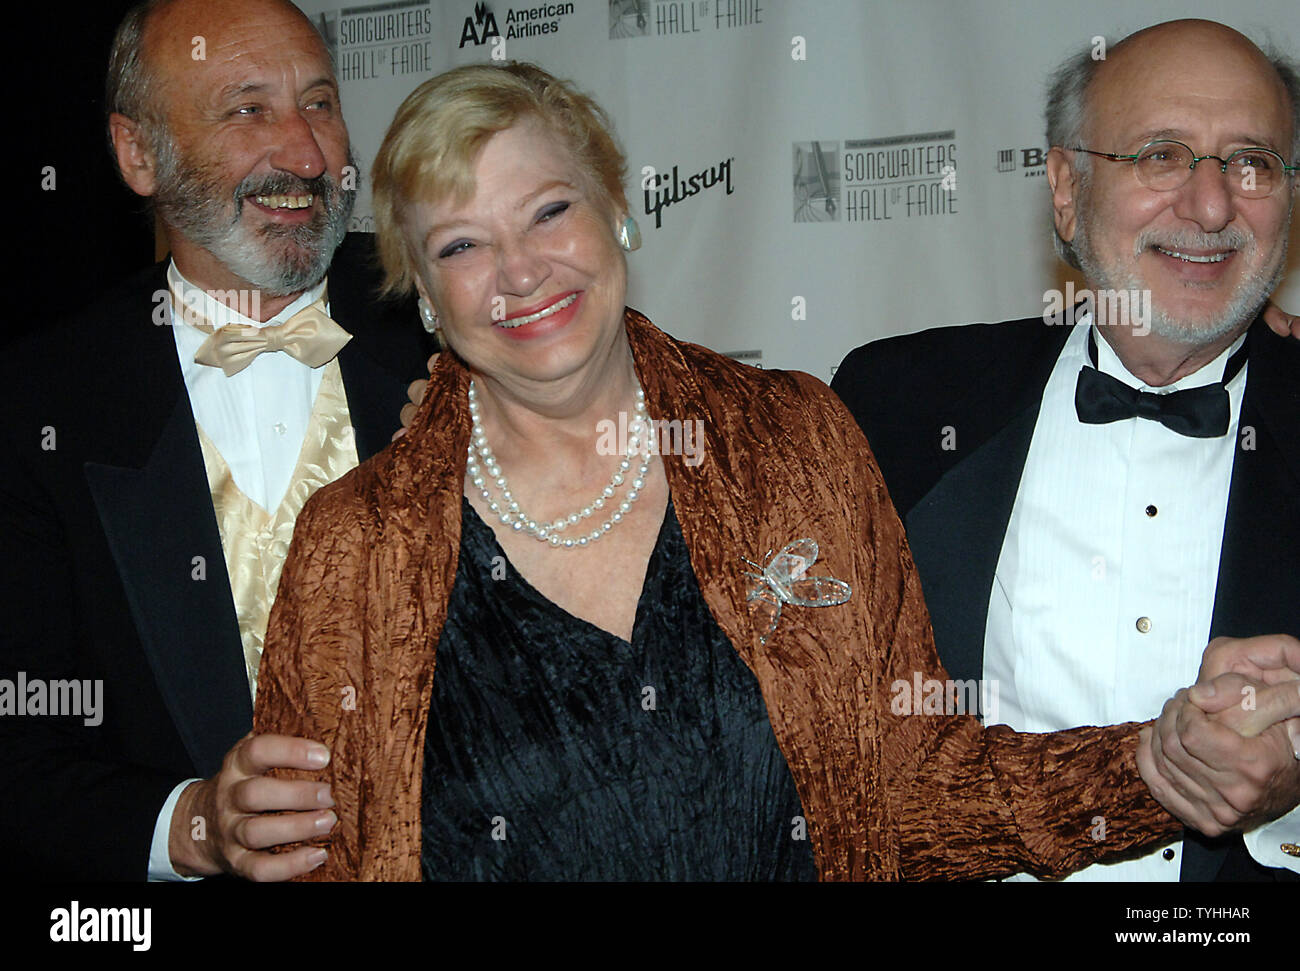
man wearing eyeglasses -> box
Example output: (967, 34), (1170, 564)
(832, 18), (1300, 881)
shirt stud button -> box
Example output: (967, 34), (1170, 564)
(1145, 504), (1157, 517)
(1163, 848), (1176, 861)
(1136, 616), (1152, 634)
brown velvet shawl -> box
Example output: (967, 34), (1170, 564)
(254, 309), (1180, 880)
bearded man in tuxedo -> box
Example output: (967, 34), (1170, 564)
(833, 19), (1300, 881)
(0, 0), (430, 880)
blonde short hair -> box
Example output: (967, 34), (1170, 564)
(372, 62), (629, 298)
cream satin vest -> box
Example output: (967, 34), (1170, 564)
(194, 359), (360, 699)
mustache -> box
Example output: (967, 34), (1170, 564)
(235, 170), (337, 201)
(1134, 226), (1252, 255)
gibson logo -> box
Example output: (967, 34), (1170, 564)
(642, 157), (735, 228)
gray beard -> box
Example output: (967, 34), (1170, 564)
(151, 131), (356, 297)
(1071, 203), (1287, 346)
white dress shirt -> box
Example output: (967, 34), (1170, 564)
(147, 262), (332, 881)
(986, 316), (1299, 880)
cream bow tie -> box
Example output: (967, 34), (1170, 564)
(193, 297), (352, 376)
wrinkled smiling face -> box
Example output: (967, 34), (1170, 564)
(407, 119), (629, 388)
(152, 131), (356, 297)
(1070, 164), (1291, 344)
(149, 4), (355, 295)
(1068, 40), (1294, 343)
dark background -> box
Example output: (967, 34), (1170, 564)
(17, 2), (155, 345)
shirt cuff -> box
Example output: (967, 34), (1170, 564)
(1243, 801), (1300, 873)
(148, 779), (206, 882)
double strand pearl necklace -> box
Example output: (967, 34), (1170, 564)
(466, 379), (653, 548)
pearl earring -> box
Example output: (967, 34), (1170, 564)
(418, 298), (439, 333)
(617, 215), (641, 252)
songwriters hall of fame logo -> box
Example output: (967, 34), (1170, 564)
(793, 142), (840, 222)
(313, 2), (432, 81)
(795, 134), (957, 224)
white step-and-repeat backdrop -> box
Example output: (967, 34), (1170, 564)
(298, 0), (1300, 382)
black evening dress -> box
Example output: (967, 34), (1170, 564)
(420, 496), (818, 881)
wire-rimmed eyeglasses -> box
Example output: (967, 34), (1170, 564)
(1069, 140), (1298, 198)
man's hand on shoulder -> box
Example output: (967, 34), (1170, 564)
(1263, 302), (1300, 340)
(392, 352), (438, 441)
(169, 733), (336, 881)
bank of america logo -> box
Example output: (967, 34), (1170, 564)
(996, 149), (1015, 172)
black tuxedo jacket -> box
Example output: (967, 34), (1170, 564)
(0, 234), (429, 880)
(832, 313), (1300, 882)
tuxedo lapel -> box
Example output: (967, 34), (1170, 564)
(24, 240), (417, 798)
(337, 341), (409, 462)
(1183, 322), (1300, 882)
(906, 405), (1040, 691)
(85, 237), (419, 777)
(84, 316), (251, 779)
(902, 321), (1072, 693)
(326, 234), (423, 462)
(1210, 322), (1300, 640)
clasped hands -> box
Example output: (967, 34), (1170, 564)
(1138, 634), (1300, 837)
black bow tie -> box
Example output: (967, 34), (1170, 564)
(1074, 329), (1247, 438)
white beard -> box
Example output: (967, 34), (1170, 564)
(1070, 194), (1288, 345)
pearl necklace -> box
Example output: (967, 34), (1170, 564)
(466, 380), (653, 548)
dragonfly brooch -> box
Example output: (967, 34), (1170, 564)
(743, 539), (852, 645)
